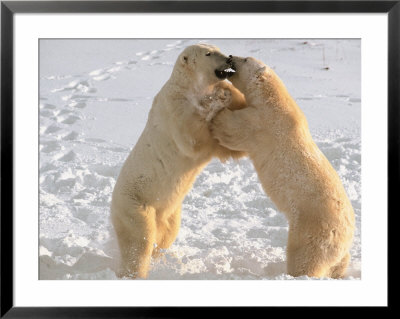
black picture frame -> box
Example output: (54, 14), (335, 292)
(1, 1), (396, 317)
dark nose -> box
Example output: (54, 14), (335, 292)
(226, 55), (233, 64)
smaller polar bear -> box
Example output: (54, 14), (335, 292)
(111, 44), (246, 278)
(210, 56), (355, 278)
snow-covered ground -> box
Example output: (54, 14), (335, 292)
(39, 39), (361, 280)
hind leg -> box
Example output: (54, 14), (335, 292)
(286, 229), (332, 278)
(153, 207), (181, 257)
(329, 252), (350, 279)
(286, 227), (349, 278)
(112, 204), (156, 279)
(286, 245), (329, 278)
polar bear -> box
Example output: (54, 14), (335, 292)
(210, 56), (355, 278)
(111, 44), (246, 278)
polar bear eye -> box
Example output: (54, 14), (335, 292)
(205, 52), (211, 56)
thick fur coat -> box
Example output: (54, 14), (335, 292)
(111, 44), (246, 278)
(210, 56), (355, 278)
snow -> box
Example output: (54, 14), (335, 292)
(39, 39), (361, 280)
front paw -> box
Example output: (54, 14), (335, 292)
(198, 88), (232, 122)
(213, 87), (232, 103)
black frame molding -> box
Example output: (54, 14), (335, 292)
(1, 1), (396, 317)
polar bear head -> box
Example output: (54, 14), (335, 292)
(174, 44), (235, 87)
(228, 56), (268, 93)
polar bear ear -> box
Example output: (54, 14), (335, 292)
(181, 55), (189, 64)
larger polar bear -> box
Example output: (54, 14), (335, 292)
(210, 56), (355, 278)
(111, 44), (246, 278)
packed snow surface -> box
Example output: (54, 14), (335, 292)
(39, 39), (361, 280)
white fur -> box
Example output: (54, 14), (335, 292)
(111, 45), (246, 278)
(211, 56), (355, 278)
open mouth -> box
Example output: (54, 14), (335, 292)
(214, 66), (236, 79)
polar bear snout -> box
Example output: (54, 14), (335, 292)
(225, 55), (237, 78)
(214, 56), (236, 79)
(215, 68), (229, 79)
(229, 56), (247, 71)
(227, 56), (267, 91)
(214, 65), (235, 79)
